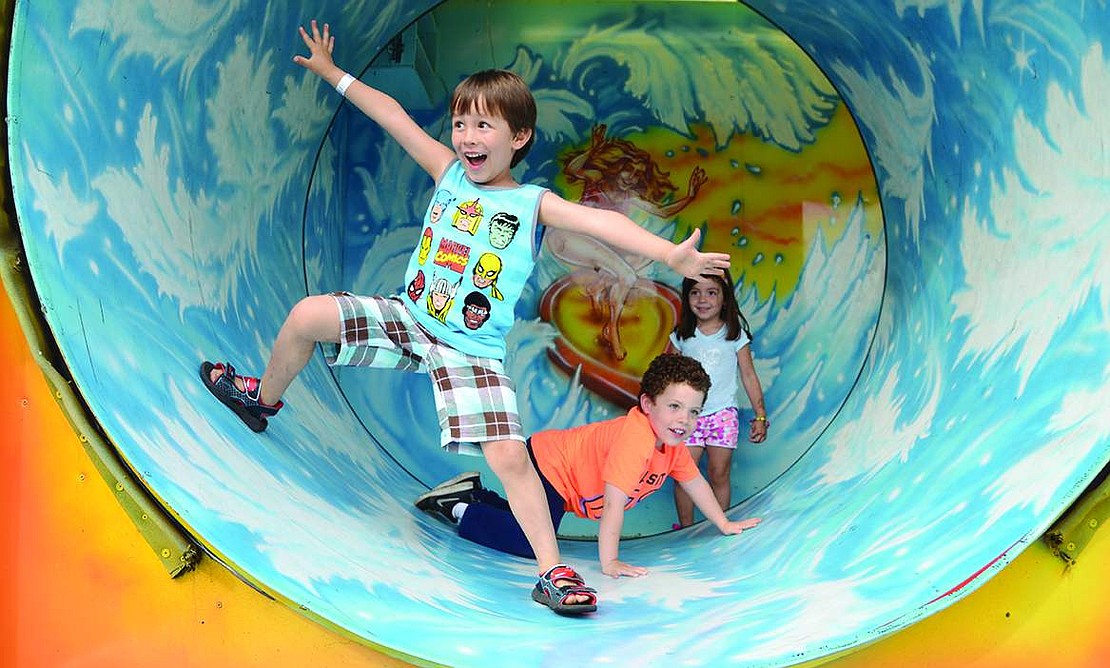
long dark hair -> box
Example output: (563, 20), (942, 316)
(674, 269), (751, 342)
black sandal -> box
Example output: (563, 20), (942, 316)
(199, 361), (283, 432)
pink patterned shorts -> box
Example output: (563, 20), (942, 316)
(687, 407), (740, 449)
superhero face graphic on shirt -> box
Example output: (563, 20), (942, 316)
(429, 190), (456, 224)
(452, 198), (483, 235)
(462, 291), (491, 330)
(426, 275), (460, 323)
(417, 227), (434, 265)
(488, 212), (520, 250)
(407, 269), (426, 302)
(472, 252), (504, 300)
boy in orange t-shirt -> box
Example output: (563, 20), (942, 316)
(416, 354), (761, 612)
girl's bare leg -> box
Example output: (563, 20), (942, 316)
(673, 445), (705, 527)
(705, 446), (735, 512)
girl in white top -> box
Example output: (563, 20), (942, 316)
(668, 269), (768, 528)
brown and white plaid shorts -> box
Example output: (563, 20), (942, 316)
(326, 293), (523, 456)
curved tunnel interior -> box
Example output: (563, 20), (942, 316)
(8, 1), (1110, 666)
(310, 1), (885, 539)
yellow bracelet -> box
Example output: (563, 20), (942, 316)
(752, 415), (767, 422)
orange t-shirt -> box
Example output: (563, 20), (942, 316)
(531, 407), (699, 520)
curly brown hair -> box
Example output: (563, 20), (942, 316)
(640, 353), (711, 400)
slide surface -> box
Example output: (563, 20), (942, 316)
(6, 1), (1110, 666)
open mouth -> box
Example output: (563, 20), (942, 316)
(464, 152), (488, 168)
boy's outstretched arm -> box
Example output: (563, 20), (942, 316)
(679, 476), (762, 534)
(598, 483), (648, 578)
(292, 20), (454, 180)
(538, 191), (731, 279)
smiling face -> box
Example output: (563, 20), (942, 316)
(639, 382), (705, 448)
(451, 99), (532, 188)
(687, 277), (725, 328)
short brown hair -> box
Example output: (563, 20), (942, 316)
(640, 353), (711, 400)
(450, 69), (536, 167)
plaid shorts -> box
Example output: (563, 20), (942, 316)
(325, 293), (523, 456)
(688, 406), (740, 449)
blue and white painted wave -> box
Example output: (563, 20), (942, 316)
(315, 3), (883, 539)
(8, 1), (1109, 667)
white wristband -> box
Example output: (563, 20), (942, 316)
(335, 72), (355, 97)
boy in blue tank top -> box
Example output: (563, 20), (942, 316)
(201, 19), (731, 615)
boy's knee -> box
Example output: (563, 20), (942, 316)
(286, 295), (340, 340)
(288, 295), (327, 321)
(482, 440), (530, 476)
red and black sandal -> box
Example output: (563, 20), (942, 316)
(531, 564), (598, 616)
(199, 361), (283, 433)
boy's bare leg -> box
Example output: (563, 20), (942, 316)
(673, 445), (704, 527)
(705, 446), (734, 512)
(209, 295), (341, 405)
(481, 439), (591, 605)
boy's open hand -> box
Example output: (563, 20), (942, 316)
(602, 559), (648, 578)
(665, 228), (731, 279)
(293, 19), (338, 77)
(719, 516), (762, 535)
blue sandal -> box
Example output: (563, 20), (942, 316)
(531, 564), (597, 615)
(199, 361), (283, 433)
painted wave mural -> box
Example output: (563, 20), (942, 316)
(7, 1), (1109, 666)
